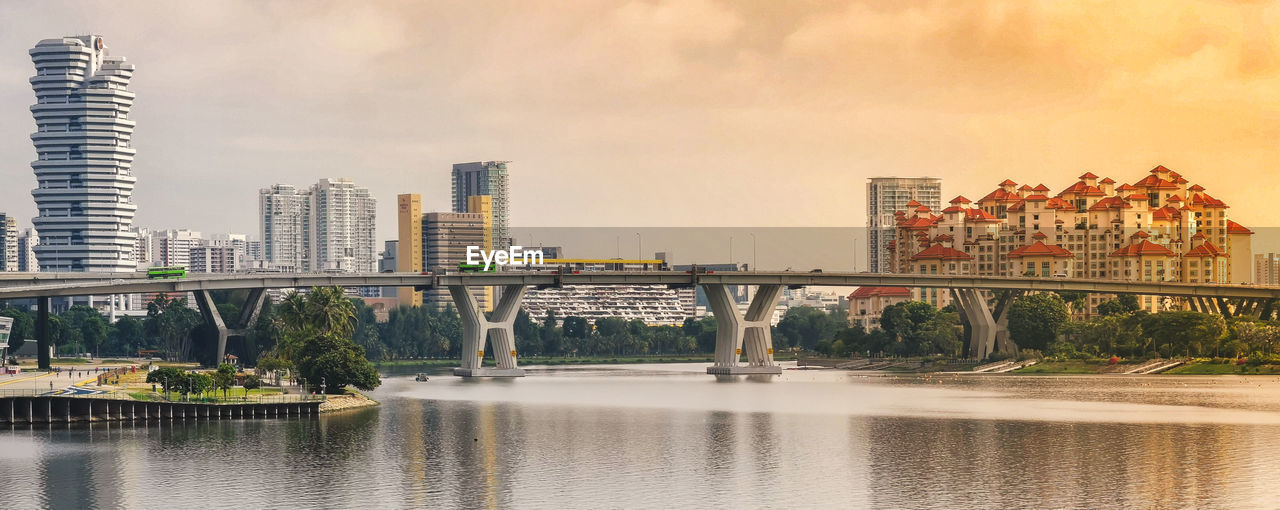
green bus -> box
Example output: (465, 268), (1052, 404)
(147, 266), (187, 279)
(457, 263), (497, 273)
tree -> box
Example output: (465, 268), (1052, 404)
(145, 295), (201, 361)
(1142, 311), (1226, 358)
(80, 315), (108, 358)
(1096, 295), (1141, 317)
(1007, 293), (1070, 351)
(294, 332), (381, 394)
(146, 366), (186, 394)
(212, 363), (236, 400)
(242, 374), (262, 398)
(267, 287), (380, 394)
(0, 307), (33, 353)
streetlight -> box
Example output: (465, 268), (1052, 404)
(635, 232), (642, 261)
(749, 233), (757, 272)
(729, 236), (734, 267)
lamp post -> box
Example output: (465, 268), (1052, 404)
(635, 232), (642, 261)
(749, 233), (757, 271)
(729, 236), (734, 267)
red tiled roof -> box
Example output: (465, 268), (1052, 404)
(915, 205), (932, 212)
(934, 234), (954, 242)
(978, 188), (1021, 203)
(1126, 193), (1150, 201)
(1150, 165), (1172, 174)
(1110, 240), (1176, 258)
(941, 206), (964, 213)
(1018, 184), (1034, 191)
(1007, 240), (1074, 259)
(1033, 184), (1050, 192)
(1227, 220), (1254, 235)
(1165, 195), (1182, 202)
(1151, 206), (1180, 221)
(1186, 240), (1226, 258)
(849, 287), (912, 299)
(905, 200), (922, 207)
(1031, 232), (1047, 239)
(1025, 194), (1049, 201)
(964, 208), (1001, 222)
(1117, 184), (1136, 191)
(1133, 174), (1178, 190)
(999, 179), (1017, 186)
(1089, 196), (1132, 211)
(1189, 184), (1205, 191)
(949, 195), (971, 204)
(1079, 172), (1098, 179)
(910, 244), (973, 261)
(1190, 193), (1227, 208)
(1100, 177), (1115, 184)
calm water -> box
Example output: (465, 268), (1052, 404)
(5, 364), (1280, 509)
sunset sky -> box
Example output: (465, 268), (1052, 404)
(0, 0), (1278, 244)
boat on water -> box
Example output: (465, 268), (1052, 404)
(415, 373), (430, 382)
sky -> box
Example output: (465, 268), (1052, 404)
(1, 0), (1279, 245)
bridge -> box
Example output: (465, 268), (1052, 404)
(2, 271), (1277, 376)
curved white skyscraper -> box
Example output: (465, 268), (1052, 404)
(29, 35), (137, 272)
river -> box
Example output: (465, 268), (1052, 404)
(4, 363), (1280, 508)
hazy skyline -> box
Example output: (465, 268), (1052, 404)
(1, 1), (1279, 244)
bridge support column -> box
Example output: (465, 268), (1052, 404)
(194, 290), (229, 366)
(1261, 299), (1276, 321)
(37, 297), (51, 370)
(195, 288), (268, 365)
(451, 284), (527, 377)
(952, 289), (1019, 360)
(704, 284), (783, 375)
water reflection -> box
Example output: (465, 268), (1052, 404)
(5, 368), (1280, 508)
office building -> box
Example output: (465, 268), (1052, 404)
(29, 35), (138, 272)
(867, 177), (942, 273)
(150, 229), (202, 267)
(309, 178), (377, 272)
(259, 184), (310, 272)
(189, 245), (240, 273)
(17, 228), (39, 272)
(452, 161), (510, 250)
(396, 194), (423, 307)
(0, 214), (17, 271)
(1257, 253), (1280, 286)
(259, 180), (375, 273)
(422, 212), (487, 309)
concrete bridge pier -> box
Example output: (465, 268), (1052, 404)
(952, 289), (1020, 360)
(451, 284), (528, 377)
(704, 284), (784, 375)
(195, 288), (268, 364)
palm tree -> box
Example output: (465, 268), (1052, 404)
(305, 286), (356, 338)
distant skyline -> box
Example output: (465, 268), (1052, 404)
(2, 1), (1279, 244)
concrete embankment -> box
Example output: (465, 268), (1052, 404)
(0, 395), (321, 424)
(318, 392), (379, 413)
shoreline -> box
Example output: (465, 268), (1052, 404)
(319, 390), (380, 413)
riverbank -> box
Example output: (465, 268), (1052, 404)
(319, 390), (379, 413)
(1011, 359), (1280, 375)
(373, 354), (800, 368)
